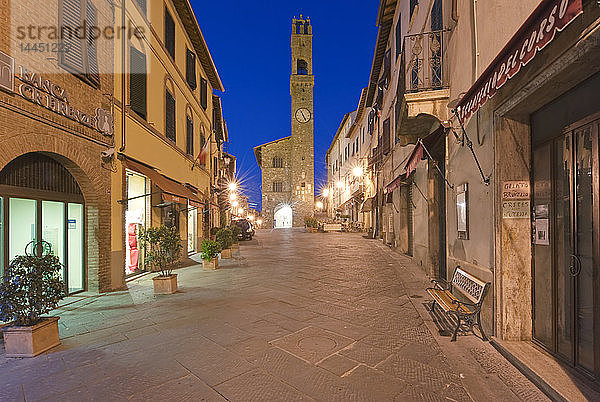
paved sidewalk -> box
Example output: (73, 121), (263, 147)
(0, 229), (547, 401)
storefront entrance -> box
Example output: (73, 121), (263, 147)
(0, 153), (86, 294)
(532, 116), (600, 379)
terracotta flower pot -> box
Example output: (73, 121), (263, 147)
(203, 258), (219, 270)
(221, 248), (232, 259)
(152, 274), (178, 295)
(231, 243), (239, 252)
(2, 317), (60, 357)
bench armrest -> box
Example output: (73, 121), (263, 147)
(430, 278), (449, 291)
(451, 299), (478, 311)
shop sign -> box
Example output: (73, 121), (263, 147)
(0, 50), (113, 137)
(457, 0), (583, 122)
(502, 181), (530, 200)
(502, 200), (531, 219)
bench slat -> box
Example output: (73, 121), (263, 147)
(427, 288), (473, 314)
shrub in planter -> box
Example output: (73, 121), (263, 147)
(0, 254), (66, 357)
(201, 240), (220, 270)
(139, 225), (182, 294)
(304, 216), (319, 232)
(215, 228), (234, 258)
(229, 225), (242, 244)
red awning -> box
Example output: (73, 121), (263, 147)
(121, 157), (203, 205)
(385, 172), (408, 194)
(456, 0), (583, 122)
(405, 125), (447, 176)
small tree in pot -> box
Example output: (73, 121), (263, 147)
(201, 239), (220, 270)
(304, 216), (319, 233)
(215, 228), (234, 259)
(0, 252), (65, 357)
(229, 224), (242, 252)
(139, 225), (182, 295)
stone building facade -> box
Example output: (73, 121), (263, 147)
(255, 16), (315, 228)
(0, 0), (115, 292)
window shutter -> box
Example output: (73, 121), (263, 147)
(382, 118), (391, 155)
(186, 49), (197, 90)
(200, 78), (207, 109)
(85, 1), (99, 84)
(165, 8), (175, 60)
(395, 15), (402, 56)
(130, 47), (147, 119)
(186, 116), (194, 156)
(60, 0), (85, 75)
(165, 90), (176, 142)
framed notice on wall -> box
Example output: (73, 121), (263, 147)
(456, 184), (468, 240)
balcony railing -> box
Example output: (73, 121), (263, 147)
(403, 30), (449, 93)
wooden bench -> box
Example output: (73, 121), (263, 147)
(427, 267), (490, 342)
(323, 223), (342, 232)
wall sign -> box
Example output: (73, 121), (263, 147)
(0, 50), (113, 137)
(456, 184), (469, 239)
(502, 200), (531, 219)
(502, 181), (530, 200)
(457, 0), (583, 122)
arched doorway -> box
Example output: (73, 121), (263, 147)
(0, 153), (86, 294)
(274, 205), (293, 229)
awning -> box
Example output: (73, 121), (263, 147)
(456, 0), (583, 122)
(121, 157), (202, 205)
(385, 172), (408, 194)
(360, 197), (375, 212)
(405, 125), (447, 176)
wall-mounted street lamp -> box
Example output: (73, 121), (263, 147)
(336, 181), (344, 189)
(322, 188), (330, 197)
(229, 193), (237, 201)
(352, 166), (364, 178)
(228, 182), (238, 192)
(315, 201), (324, 210)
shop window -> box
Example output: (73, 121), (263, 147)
(164, 6), (175, 60)
(297, 59), (308, 75)
(165, 88), (176, 142)
(59, 0), (100, 87)
(186, 48), (197, 90)
(130, 47), (147, 119)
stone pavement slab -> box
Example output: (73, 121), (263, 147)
(0, 229), (547, 401)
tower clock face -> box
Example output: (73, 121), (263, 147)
(295, 108), (311, 123)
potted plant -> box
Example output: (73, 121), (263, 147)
(210, 227), (219, 241)
(201, 239), (220, 270)
(0, 254), (65, 357)
(229, 224), (242, 253)
(216, 228), (234, 259)
(304, 216), (319, 233)
(139, 225), (182, 295)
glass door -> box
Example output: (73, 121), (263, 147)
(532, 119), (599, 378)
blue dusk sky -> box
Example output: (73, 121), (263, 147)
(192, 1), (378, 211)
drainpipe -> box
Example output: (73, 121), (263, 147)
(119, 0), (126, 152)
(470, 0), (479, 81)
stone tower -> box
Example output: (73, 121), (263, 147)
(253, 16), (315, 228)
(289, 15), (315, 227)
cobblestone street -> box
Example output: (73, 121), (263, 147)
(1, 230), (547, 401)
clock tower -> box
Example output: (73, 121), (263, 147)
(290, 15), (315, 226)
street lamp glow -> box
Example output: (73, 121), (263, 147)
(228, 182), (237, 191)
(229, 193), (237, 201)
(232, 200), (239, 208)
(322, 188), (330, 197)
(248, 215), (254, 221)
(352, 166), (364, 177)
(316, 201), (324, 210)
(336, 181), (344, 189)
(257, 219), (262, 225)
(238, 208), (245, 216)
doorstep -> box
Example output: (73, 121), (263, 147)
(491, 338), (600, 401)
